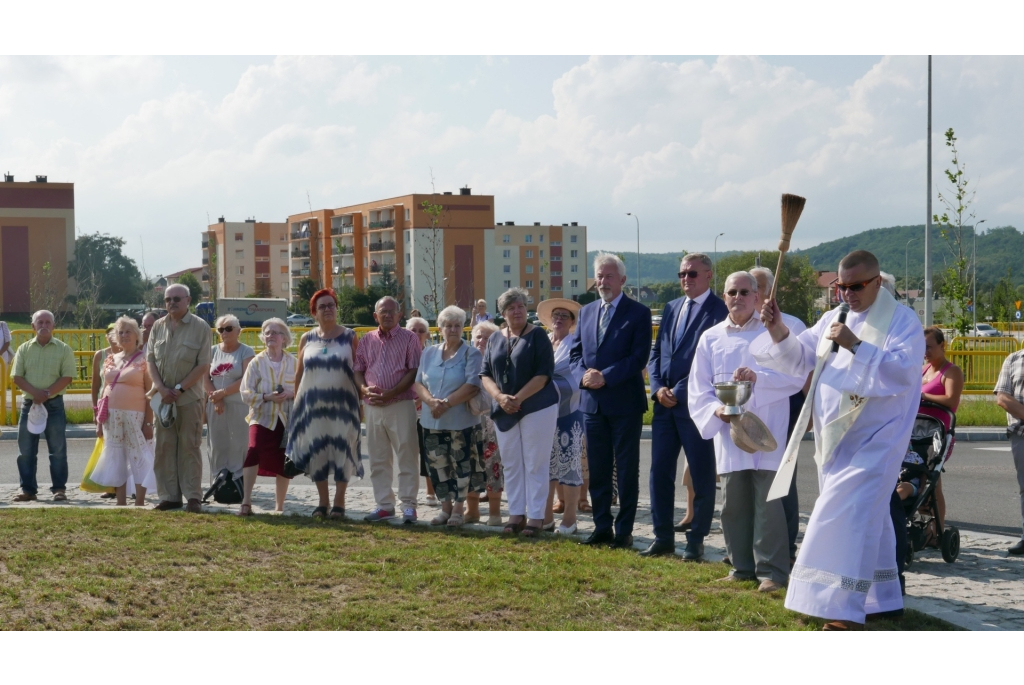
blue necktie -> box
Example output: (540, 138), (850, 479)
(597, 302), (613, 347)
(674, 299), (693, 346)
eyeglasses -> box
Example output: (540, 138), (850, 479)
(835, 276), (879, 293)
(164, 296), (183, 303)
(316, 303), (337, 311)
(725, 289), (752, 298)
(264, 330), (284, 337)
(217, 326), (235, 333)
(678, 270), (703, 279)
(550, 312), (573, 321)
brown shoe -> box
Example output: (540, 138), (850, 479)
(153, 500), (183, 511)
(52, 490), (68, 502)
(758, 579), (784, 593)
(185, 499), (203, 513)
(822, 620), (864, 631)
(12, 492), (37, 502)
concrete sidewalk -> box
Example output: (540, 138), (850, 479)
(1, 481), (1021, 630)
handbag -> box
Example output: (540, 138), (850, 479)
(96, 351), (143, 425)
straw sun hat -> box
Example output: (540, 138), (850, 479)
(536, 298), (582, 331)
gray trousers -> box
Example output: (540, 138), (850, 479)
(1012, 435), (1024, 539)
(721, 469), (790, 585)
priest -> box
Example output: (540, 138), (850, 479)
(756, 250), (924, 629)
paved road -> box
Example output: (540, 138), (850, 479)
(2, 437), (1020, 534)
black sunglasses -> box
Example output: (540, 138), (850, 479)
(217, 326), (235, 333)
(678, 270), (702, 279)
(725, 289), (752, 297)
(164, 296), (183, 303)
(835, 276), (879, 293)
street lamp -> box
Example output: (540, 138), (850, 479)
(973, 219), (986, 334)
(905, 238), (917, 305)
(626, 213), (640, 300)
(713, 232), (725, 294)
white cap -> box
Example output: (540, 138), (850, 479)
(26, 403), (48, 435)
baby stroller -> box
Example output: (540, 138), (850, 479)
(901, 400), (958, 565)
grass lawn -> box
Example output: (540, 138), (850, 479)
(955, 399), (1007, 427)
(0, 509), (953, 631)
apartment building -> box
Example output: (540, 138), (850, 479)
(489, 222), (589, 308)
(0, 175), (76, 315)
(205, 218), (290, 299)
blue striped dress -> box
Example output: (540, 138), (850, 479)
(286, 327), (364, 483)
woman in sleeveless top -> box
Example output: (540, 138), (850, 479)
(286, 289), (363, 518)
(920, 325), (964, 533)
(82, 327), (120, 496)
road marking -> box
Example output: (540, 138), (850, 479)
(974, 447), (1012, 452)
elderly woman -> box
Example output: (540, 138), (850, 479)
(237, 318), (297, 515)
(287, 289), (363, 518)
(480, 287), (558, 537)
(471, 321), (504, 526)
(90, 317), (157, 506)
(538, 298), (587, 535)
(203, 315), (255, 482)
(413, 305), (485, 527)
(407, 316), (438, 505)
(473, 299), (492, 325)
(83, 325), (121, 497)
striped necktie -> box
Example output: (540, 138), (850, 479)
(597, 301), (613, 347)
(674, 299), (693, 346)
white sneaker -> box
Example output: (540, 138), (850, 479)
(555, 522), (578, 535)
(402, 507), (417, 524)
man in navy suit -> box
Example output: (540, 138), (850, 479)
(644, 253), (728, 559)
(570, 253), (653, 549)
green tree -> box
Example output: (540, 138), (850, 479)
(715, 250), (819, 325)
(175, 271), (204, 309)
(934, 128), (977, 335)
(291, 277), (319, 314)
(68, 233), (145, 304)
(418, 199), (450, 319)
(336, 286), (377, 325)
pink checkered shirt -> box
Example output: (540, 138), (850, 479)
(353, 325), (422, 404)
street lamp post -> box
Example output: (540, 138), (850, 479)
(905, 237), (917, 305)
(627, 213), (640, 300)
(713, 232), (725, 294)
(973, 219), (986, 334)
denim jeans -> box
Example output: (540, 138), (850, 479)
(17, 396), (69, 494)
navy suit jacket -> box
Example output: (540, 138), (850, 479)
(647, 293), (729, 418)
(570, 294), (653, 416)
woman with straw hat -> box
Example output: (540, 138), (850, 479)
(537, 297), (588, 535)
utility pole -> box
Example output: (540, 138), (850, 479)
(924, 55), (933, 326)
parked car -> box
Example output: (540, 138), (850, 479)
(969, 323), (1003, 338)
(286, 313), (315, 326)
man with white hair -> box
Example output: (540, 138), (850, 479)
(689, 272), (804, 591)
(147, 284), (212, 512)
(10, 310), (76, 502)
(570, 252), (652, 549)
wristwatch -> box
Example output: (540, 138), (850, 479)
(850, 341), (862, 355)
(174, 383), (183, 392)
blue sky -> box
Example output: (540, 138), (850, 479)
(2, 54), (1021, 277)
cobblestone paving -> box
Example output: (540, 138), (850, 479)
(2, 482), (1022, 630)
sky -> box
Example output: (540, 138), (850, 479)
(2, 54), (1023, 277)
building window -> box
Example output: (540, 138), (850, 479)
(503, 280), (511, 288)
(280, 266), (288, 274)
(235, 250), (244, 259)
(525, 235), (533, 243)
(257, 256), (269, 262)
(406, 253), (411, 264)
(540, 265), (545, 273)
(282, 283), (288, 291)
(235, 233), (243, 242)
(502, 234), (510, 243)
(540, 250), (544, 258)
(503, 249), (511, 259)
(280, 250), (288, 260)
(540, 280), (545, 289)
(525, 265), (533, 274)
(503, 265), (511, 273)
(570, 249), (578, 258)
(280, 234), (286, 241)
(539, 235), (544, 243)
(525, 280), (534, 288)
(570, 235), (577, 243)
(405, 208), (410, 221)
(570, 264), (578, 273)
(570, 279), (579, 289)
(237, 266), (244, 275)
(525, 250), (533, 259)
(552, 285), (561, 291)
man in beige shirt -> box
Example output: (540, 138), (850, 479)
(146, 284), (212, 512)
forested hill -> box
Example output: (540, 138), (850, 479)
(791, 224), (1024, 287)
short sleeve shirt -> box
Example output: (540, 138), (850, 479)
(11, 337), (76, 395)
(994, 350), (1024, 437)
(147, 312), (213, 406)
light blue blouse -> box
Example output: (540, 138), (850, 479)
(416, 341), (483, 431)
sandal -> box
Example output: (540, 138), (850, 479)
(503, 518), (526, 535)
(329, 506), (345, 520)
(577, 500), (592, 513)
(237, 504), (253, 517)
(521, 525), (541, 538)
(312, 506), (328, 519)
(553, 500), (565, 514)
(822, 620), (864, 631)
(447, 513), (464, 528)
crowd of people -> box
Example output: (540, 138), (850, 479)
(7, 247), (1024, 631)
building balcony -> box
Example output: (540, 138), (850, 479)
(201, 239), (209, 248)
(551, 256), (562, 262)
(291, 249), (311, 258)
(291, 268), (312, 277)
(331, 225), (354, 236)
(201, 274), (209, 281)
(334, 244), (352, 254)
(202, 258), (209, 265)
(550, 241), (561, 246)
(550, 271), (562, 276)
(368, 240), (395, 252)
(368, 219), (394, 229)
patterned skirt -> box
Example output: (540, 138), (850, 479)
(422, 425), (486, 503)
(549, 410), (586, 487)
(91, 409), (158, 491)
(477, 416), (504, 492)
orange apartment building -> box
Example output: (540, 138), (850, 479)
(204, 218), (290, 299)
(0, 176), (76, 315)
(489, 221), (588, 307)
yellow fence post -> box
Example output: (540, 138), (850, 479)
(1, 357), (7, 426)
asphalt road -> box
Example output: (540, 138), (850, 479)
(2, 437), (1020, 535)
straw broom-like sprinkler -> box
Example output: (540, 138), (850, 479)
(769, 193), (807, 300)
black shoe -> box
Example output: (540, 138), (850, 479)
(580, 530), (615, 546)
(1009, 540), (1024, 556)
(682, 541), (704, 561)
(610, 534), (634, 550)
(673, 520), (692, 533)
(639, 540), (676, 557)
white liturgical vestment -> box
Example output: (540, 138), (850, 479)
(753, 291), (924, 622)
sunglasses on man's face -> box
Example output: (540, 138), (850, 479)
(835, 276), (879, 293)
(217, 326), (235, 333)
(678, 270), (704, 279)
(164, 296), (183, 303)
(725, 289), (752, 298)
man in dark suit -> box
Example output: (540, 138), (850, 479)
(570, 253), (653, 549)
(643, 253), (728, 559)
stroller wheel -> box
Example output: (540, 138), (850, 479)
(941, 526), (960, 563)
